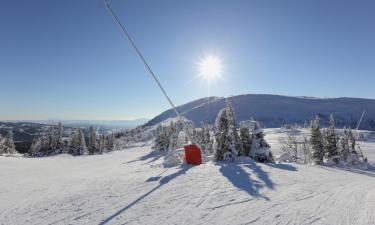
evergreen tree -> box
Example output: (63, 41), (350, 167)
(249, 123), (273, 163)
(168, 121), (179, 152)
(57, 122), (64, 150)
(29, 137), (42, 156)
(214, 108), (230, 161)
(239, 122), (251, 156)
(88, 126), (97, 154)
(79, 129), (88, 155)
(213, 99), (239, 161)
(202, 123), (213, 153)
(325, 115), (339, 164)
(0, 131), (17, 155)
(0, 135), (3, 154)
(347, 128), (356, 154)
(100, 134), (106, 153)
(154, 125), (169, 152)
(226, 99), (240, 153)
(310, 116), (324, 165)
(340, 127), (350, 161)
(106, 132), (115, 151)
(70, 129), (87, 155)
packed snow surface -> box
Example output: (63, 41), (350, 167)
(1, 129), (375, 225)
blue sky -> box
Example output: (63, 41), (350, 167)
(1, 0), (374, 120)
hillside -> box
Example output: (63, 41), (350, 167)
(0, 128), (374, 225)
(146, 94), (375, 130)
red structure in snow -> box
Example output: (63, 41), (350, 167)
(184, 144), (202, 165)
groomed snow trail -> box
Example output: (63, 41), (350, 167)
(1, 141), (375, 224)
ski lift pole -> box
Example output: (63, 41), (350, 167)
(103, 0), (193, 144)
(356, 110), (366, 130)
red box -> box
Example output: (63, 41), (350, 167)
(184, 144), (202, 165)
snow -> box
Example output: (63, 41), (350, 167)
(146, 94), (375, 131)
(1, 129), (375, 225)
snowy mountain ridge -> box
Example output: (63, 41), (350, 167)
(145, 94), (375, 130)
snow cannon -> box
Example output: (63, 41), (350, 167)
(184, 144), (202, 165)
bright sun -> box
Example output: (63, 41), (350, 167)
(198, 55), (222, 81)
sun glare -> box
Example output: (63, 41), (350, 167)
(199, 55), (222, 81)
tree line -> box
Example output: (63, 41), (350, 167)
(28, 123), (119, 157)
(279, 115), (367, 165)
(153, 99), (274, 162)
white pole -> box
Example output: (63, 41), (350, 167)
(103, 0), (193, 144)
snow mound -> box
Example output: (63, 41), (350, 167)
(276, 152), (294, 163)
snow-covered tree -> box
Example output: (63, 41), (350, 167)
(0, 131), (17, 155)
(340, 127), (350, 161)
(57, 122), (64, 150)
(168, 121), (179, 152)
(0, 135), (4, 154)
(279, 131), (298, 162)
(213, 99), (239, 161)
(310, 116), (324, 165)
(239, 122), (251, 156)
(154, 125), (169, 152)
(347, 128), (356, 154)
(106, 132), (115, 151)
(249, 121), (273, 163)
(98, 134), (105, 154)
(324, 114), (339, 164)
(88, 126), (97, 154)
(29, 137), (42, 156)
(202, 123), (214, 153)
(70, 129), (87, 155)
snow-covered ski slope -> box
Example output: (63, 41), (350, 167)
(1, 129), (375, 225)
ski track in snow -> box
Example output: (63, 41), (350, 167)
(1, 129), (375, 225)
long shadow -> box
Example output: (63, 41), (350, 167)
(327, 163), (375, 178)
(99, 165), (191, 225)
(123, 150), (163, 164)
(263, 162), (298, 172)
(245, 160), (275, 190)
(219, 162), (271, 200)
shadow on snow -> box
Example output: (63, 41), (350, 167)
(123, 150), (163, 165)
(99, 165), (191, 225)
(219, 160), (297, 200)
(321, 163), (375, 178)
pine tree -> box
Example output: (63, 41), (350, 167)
(239, 123), (251, 156)
(88, 126), (97, 154)
(325, 114), (339, 164)
(213, 99), (239, 161)
(347, 128), (356, 154)
(250, 123), (273, 163)
(154, 125), (169, 152)
(340, 127), (350, 161)
(78, 129), (88, 155)
(49, 125), (57, 150)
(214, 108), (230, 161)
(57, 122), (64, 150)
(1, 131), (17, 154)
(106, 132), (115, 151)
(202, 123), (213, 153)
(29, 137), (42, 156)
(226, 99), (240, 154)
(0, 134), (4, 154)
(99, 134), (106, 154)
(310, 116), (324, 165)
(70, 129), (87, 155)
(168, 121), (179, 152)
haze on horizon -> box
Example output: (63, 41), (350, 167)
(1, 0), (374, 120)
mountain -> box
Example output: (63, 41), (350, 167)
(145, 94), (375, 130)
(6, 119), (148, 130)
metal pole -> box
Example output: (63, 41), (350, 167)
(356, 110), (366, 130)
(103, 0), (193, 143)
